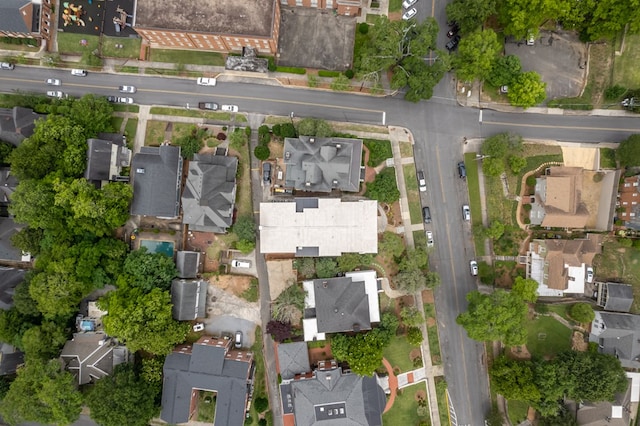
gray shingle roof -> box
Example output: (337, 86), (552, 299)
(170, 279), (207, 320)
(590, 312), (640, 368)
(283, 137), (363, 193)
(0, 0), (33, 33)
(182, 154), (237, 233)
(0, 219), (23, 262)
(0, 267), (24, 310)
(130, 145), (182, 218)
(0, 107), (45, 146)
(283, 368), (386, 426)
(176, 250), (200, 279)
(309, 277), (371, 334)
(84, 138), (131, 183)
(160, 338), (253, 425)
(0, 342), (24, 375)
(60, 333), (128, 385)
(277, 342), (310, 380)
(599, 283), (634, 313)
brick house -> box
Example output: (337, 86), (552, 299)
(279, 0), (363, 16)
(617, 175), (640, 229)
(0, 0), (53, 44)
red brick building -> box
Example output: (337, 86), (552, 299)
(0, 0), (53, 45)
(134, 0), (281, 55)
(618, 175), (640, 228)
(280, 0), (363, 16)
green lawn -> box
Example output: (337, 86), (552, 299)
(383, 334), (421, 373)
(389, 0), (402, 12)
(149, 106), (247, 122)
(148, 48), (226, 66)
(101, 36), (141, 59)
(544, 304), (571, 321)
(124, 118), (138, 139)
(57, 33), (99, 54)
(111, 117), (124, 133)
(364, 139), (392, 166)
(423, 303), (441, 365)
(400, 142), (414, 158)
(600, 147), (617, 169)
(507, 399), (529, 425)
(197, 391), (216, 422)
(247, 327), (266, 426)
(524, 316), (572, 358)
(145, 120), (168, 146)
(464, 152), (484, 256)
(111, 104), (139, 113)
(613, 33), (640, 88)
(403, 164), (422, 224)
(241, 278), (259, 302)
(435, 377), (449, 426)
(593, 238), (640, 313)
(413, 230), (426, 248)
(382, 383), (429, 426)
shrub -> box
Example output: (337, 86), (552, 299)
(236, 239), (255, 254)
(271, 124), (282, 137)
(619, 238), (633, 248)
(280, 122), (296, 138)
(254, 396), (269, 413)
(526, 175), (537, 186)
(535, 303), (549, 314)
(406, 327), (423, 346)
(307, 74), (319, 87)
(318, 70), (341, 78)
(331, 74), (350, 91)
(245, 126), (251, 137)
(267, 57), (276, 72)
(605, 84), (627, 101)
(358, 22), (369, 34)
(275, 66), (306, 74)
(344, 69), (354, 79)
(569, 303), (595, 323)
(254, 144), (270, 160)
(523, 203), (532, 211)
(216, 132), (226, 140)
(523, 217), (531, 224)
(258, 125), (271, 145)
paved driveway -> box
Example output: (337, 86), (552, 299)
(505, 30), (587, 99)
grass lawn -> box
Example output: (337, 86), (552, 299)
(101, 36), (141, 59)
(382, 383), (429, 426)
(364, 139), (392, 166)
(233, 133), (253, 218)
(171, 122), (198, 141)
(403, 164), (422, 224)
(600, 148), (617, 169)
(116, 65), (139, 74)
(111, 104), (139, 113)
(149, 106), (247, 123)
(145, 120), (167, 146)
(524, 316), (571, 358)
(247, 327), (266, 426)
(400, 142), (414, 158)
(111, 117), (124, 133)
(413, 230), (426, 248)
(57, 33), (99, 54)
(544, 304), (571, 321)
(197, 391), (216, 422)
(241, 278), (259, 302)
(148, 48), (225, 66)
(124, 118), (138, 139)
(464, 152), (484, 256)
(512, 144), (564, 195)
(593, 238), (640, 313)
(613, 33), (640, 89)
(435, 377), (449, 426)
(383, 335), (420, 373)
(507, 400), (529, 425)
(424, 303), (441, 365)
(389, 0), (402, 12)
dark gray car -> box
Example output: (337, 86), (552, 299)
(423, 206), (432, 224)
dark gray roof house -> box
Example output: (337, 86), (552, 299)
(161, 336), (254, 426)
(590, 312), (640, 369)
(0, 267), (24, 310)
(597, 283), (634, 313)
(0, 107), (45, 146)
(276, 342), (310, 381)
(283, 136), (363, 193)
(182, 154), (238, 233)
(84, 138), (131, 187)
(576, 378), (633, 426)
(60, 333), (130, 386)
(170, 278), (207, 321)
(0, 168), (17, 205)
(130, 145), (182, 218)
(280, 363), (386, 426)
(0, 342), (23, 375)
(0, 218), (23, 262)
(176, 250), (200, 279)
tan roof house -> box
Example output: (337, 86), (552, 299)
(525, 233), (602, 297)
(530, 167), (590, 228)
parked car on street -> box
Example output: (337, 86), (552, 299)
(46, 78), (61, 86)
(446, 35), (461, 51)
(417, 170), (427, 192)
(198, 102), (219, 110)
(71, 69), (87, 76)
(426, 231), (434, 248)
(447, 22), (460, 38)
(196, 77), (217, 86)
(470, 260), (478, 276)
(116, 97), (133, 104)
(46, 91), (66, 99)
(402, 7), (417, 20)
(402, 0), (418, 8)
(457, 161), (467, 179)
(119, 85), (136, 93)
(221, 104), (239, 112)
(423, 206), (432, 224)
(0, 62), (15, 70)
(462, 205), (471, 221)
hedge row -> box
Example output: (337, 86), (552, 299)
(275, 66), (307, 75)
(318, 70), (341, 78)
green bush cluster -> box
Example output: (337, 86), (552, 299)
(275, 66), (306, 74)
(318, 70), (341, 77)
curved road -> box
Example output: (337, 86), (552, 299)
(2, 68), (639, 426)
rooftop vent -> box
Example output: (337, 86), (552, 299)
(305, 182), (311, 187)
(285, 151), (291, 160)
(335, 143), (341, 149)
(309, 137), (315, 143)
(323, 281), (328, 288)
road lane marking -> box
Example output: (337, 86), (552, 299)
(484, 119), (640, 132)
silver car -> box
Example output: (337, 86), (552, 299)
(402, 7), (417, 20)
(46, 90), (65, 99)
(46, 78), (61, 86)
(119, 85), (136, 93)
(426, 231), (434, 248)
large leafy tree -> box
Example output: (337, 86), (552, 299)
(487, 55), (522, 87)
(355, 16), (448, 101)
(453, 29), (502, 82)
(556, 351), (628, 402)
(569, 302), (595, 323)
(21, 321), (68, 361)
(86, 364), (159, 426)
(616, 134), (640, 168)
(507, 71), (547, 108)
(497, 0), (569, 39)
(561, 0), (640, 41)
(121, 247), (178, 292)
(63, 94), (114, 138)
(446, 0), (496, 34)
(490, 356), (540, 402)
(100, 286), (190, 355)
(512, 276), (539, 303)
(365, 168), (400, 203)
(0, 359), (83, 426)
(456, 290), (528, 345)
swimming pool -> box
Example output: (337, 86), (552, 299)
(140, 240), (175, 257)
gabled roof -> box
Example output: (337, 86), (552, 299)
(84, 138), (131, 183)
(60, 333), (129, 385)
(590, 312), (640, 369)
(0, 342), (24, 376)
(259, 198), (378, 257)
(277, 342), (311, 380)
(283, 136), (363, 193)
(576, 378), (631, 426)
(598, 283), (634, 313)
(535, 167), (590, 228)
(176, 250), (200, 279)
(0, 267), (24, 310)
(130, 145), (182, 218)
(0, 168), (18, 203)
(182, 154), (237, 233)
(0, 107), (45, 145)
(0, 0), (34, 33)
(160, 336), (253, 426)
(0, 219), (24, 262)
(170, 278), (207, 321)
(281, 367), (386, 426)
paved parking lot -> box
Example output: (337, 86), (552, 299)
(505, 30), (587, 99)
(277, 7), (355, 70)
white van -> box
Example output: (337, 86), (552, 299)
(71, 69), (87, 76)
(231, 259), (251, 268)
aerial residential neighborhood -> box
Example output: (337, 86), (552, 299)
(0, 0), (640, 425)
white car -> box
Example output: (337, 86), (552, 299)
(197, 77), (217, 86)
(586, 267), (594, 283)
(402, 7), (417, 20)
(193, 323), (205, 332)
(46, 78), (61, 86)
(462, 205), (471, 221)
(417, 170), (427, 192)
(117, 97), (134, 104)
(46, 90), (65, 99)
(71, 69), (87, 76)
(231, 259), (251, 268)
(221, 104), (239, 112)
(119, 85), (136, 93)
(470, 260), (478, 276)
(402, 0), (418, 8)
(426, 231), (434, 248)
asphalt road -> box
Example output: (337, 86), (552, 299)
(2, 67), (640, 426)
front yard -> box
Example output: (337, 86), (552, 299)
(593, 237), (640, 313)
(382, 383), (430, 426)
(383, 335), (422, 373)
(524, 315), (572, 358)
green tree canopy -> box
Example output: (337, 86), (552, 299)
(555, 351), (628, 402)
(617, 134), (640, 168)
(395, 269), (427, 293)
(21, 321), (68, 361)
(233, 215), (257, 243)
(446, 0), (496, 34)
(512, 276), (539, 303)
(100, 287), (190, 355)
(121, 247), (178, 292)
(296, 118), (333, 137)
(63, 94), (114, 138)
(507, 71), (547, 108)
(456, 290), (528, 345)
(365, 168), (400, 203)
(400, 306), (424, 327)
(315, 257), (338, 279)
(569, 302), (595, 323)
(174, 126), (205, 159)
(487, 55), (522, 87)
(379, 231), (405, 258)
(491, 355), (540, 402)
(337, 253), (374, 272)
(482, 132), (523, 159)
(561, 0), (640, 41)
(86, 364), (159, 426)
(453, 29), (502, 82)
(0, 359), (82, 426)
(497, 0), (568, 38)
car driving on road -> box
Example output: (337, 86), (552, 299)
(46, 78), (61, 86)
(119, 85), (136, 93)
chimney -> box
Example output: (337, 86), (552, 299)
(309, 137), (315, 143)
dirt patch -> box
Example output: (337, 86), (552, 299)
(426, 317), (436, 327)
(409, 348), (422, 362)
(208, 275), (252, 297)
(571, 331), (589, 352)
(414, 390), (426, 401)
(395, 296), (415, 314)
(308, 343), (333, 365)
(509, 345), (532, 360)
(266, 260), (297, 300)
(422, 289), (434, 303)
